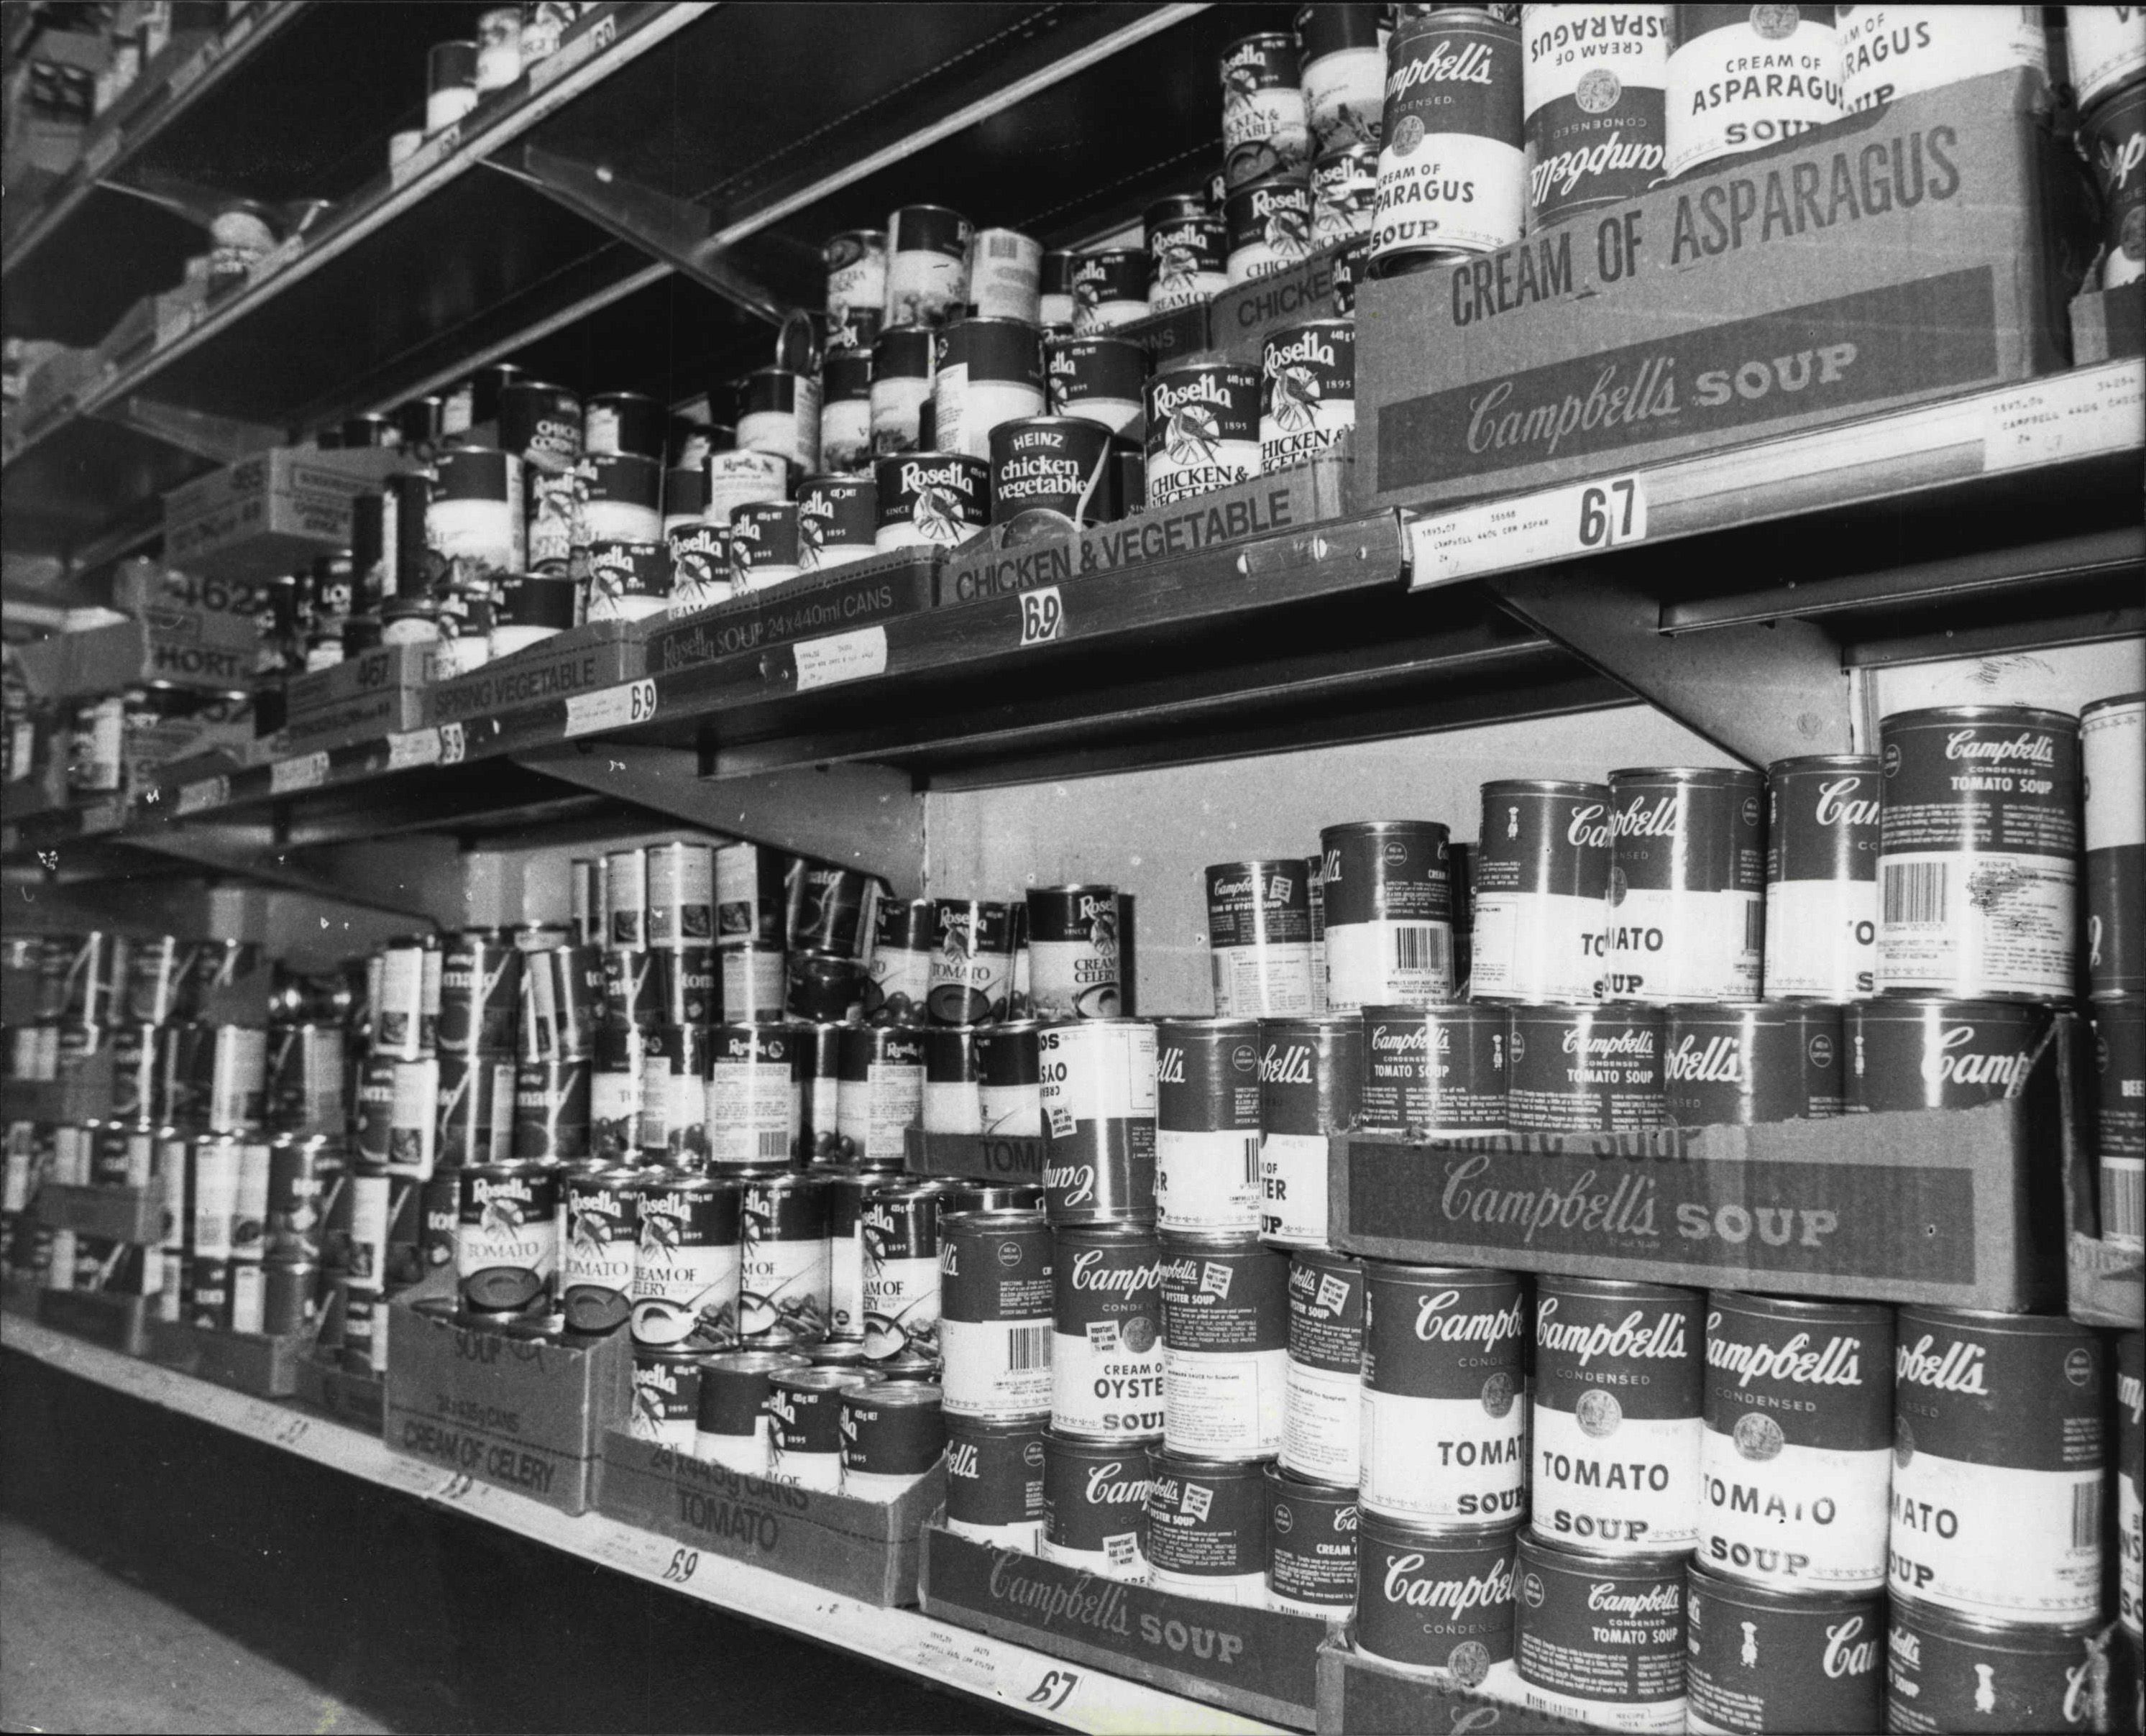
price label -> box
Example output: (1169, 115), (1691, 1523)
(166, 41), (219, 103)
(1017, 587), (1064, 647)
(249, 233), (305, 283)
(528, 9), (615, 91)
(1024, 1669), (1083, 1714)
(175, 776), (228, 816)
(270, 751), (328, 796)
(390, 123), (457, 191)
(792, 627), (888, 692)
(564, 679), (658, 738)
(1408, 472), (1649, 588)
(439, 722), (467, 764)
(1981, 361), (2145, 474)
(435, 1471), (481, 1504)
(387, 727), (441, 770)
(81, 128), (122, 181)
(658, 1546), (700, 1584)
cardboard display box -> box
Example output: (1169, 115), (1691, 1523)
(292, 1354), (387, 1433)
(2071, 283), (2145, 365)
(902, 1129), (1044, 1183)
(1360, 70), (2095, 509)
(36, 1182), (162, 1245)
(164, 448), (411, 583)
(283, 643), (439, 724)
(146, 1318), (312, 1397)
(37, 1288), (150, 1356)
(1315, 1638), (1597, 1735)
(647, 553), (939, 676)
(920, 1524), (1331, 1730)
(12, 612), (259, 701)
(383, 1282), (631, 1515)
(596, 1429), (945, 1607)
(935, 446), (1357, 610)
(423, 619), (648, 727)
(1330, 1016), (2079, 1313)
(1203, 239), (1366, 367)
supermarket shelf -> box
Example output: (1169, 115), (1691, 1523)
(0, 1317), (1282, 1736)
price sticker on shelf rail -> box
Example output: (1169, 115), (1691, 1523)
(1408, 472), (1648, 588)
(391, 123), (458, 191)
(528, 10), (616, 90)
(387, 727), (441, 770)
(81, 128), (122, 182)
(1017, 587), (1064, 647)
(175, 776), (228, 816)
(166, 40), (219, 104)
(564, 679), (658, 737)
(1979, 361), (2145, 474)
(792, 626), (888, 692)
(270, 751), (329, 796)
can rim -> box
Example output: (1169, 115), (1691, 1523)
(697, 1349), (812, 1373)
(1262, 1461), (1358, 1496)
(1879, 704), (2081, 732)
(1687, 1561), (1882, 1610)
(1515, 1532), (1690, 1575)
(1707, 1288), (1892, 1321)
(1608, 766), (1764, 785)
(1886, 1589), (2108, 1643)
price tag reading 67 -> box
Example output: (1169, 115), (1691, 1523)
(1019, 587), (1064, 647)
(1576, 476), (1646, 550)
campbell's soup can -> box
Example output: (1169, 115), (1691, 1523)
(1359, 1004), (1507, 1134)
(1051, 1221), (1164, 1441)
(1145, 1449), (1270, 1604)
(1890, 1307), (2104, 1626)
(1764, 753), (1881, 1000)
(1224, 174), (1316, 285)
(1523, 4), (1669, 226)
(2084, 692), (2145, 998)
(2072, 4), (2146, 109)
(1700, 1291), (1893, 1589)
(885, 203), (973, 327)
(1039, 1018), (1157, 1224)
(1845, 996), (2045, 1112)
(1158, 1233), (1287, 1460)
(1840, 4), (2045, 112)
(1514, 1535), (1688, 1732)
(1354, 1513), (1521, 1686)
(1142, 361), (1259, 507)
(1155, 1018), (1262, 1234)
(1206, 860), (1318, 1017)
(1505, 1001), (1665, 1132)
(945, 1414), (1047, 1548)
(1025, 885), (1121, 1021)
(1879, 705), (2081, 999)
(1283, 1246), (1366, 1487)
(1257, 1013), (1361, 1245)
(1664, 4), (1843, 180)
(456, 1161), (559, 1314)
(1299, 2), (1388, 152)
(1608, 766), (1764, 1002)
(1885, 1599), (2109, 1733)
(2104, 1001), (2146, 1254)
(1259, 319), (1354, 474)
(1045, 334), (1145, 438)
(938, 1208), (1052, 1420)
(1221, 31), (1312, 188)
(630, 1174), (742, 1348)
(1472, 779), (1612, 1003)
(1042, 1430), (1151, 1581)
(1360, 1262), (1527, 1526)
(1372, 10), (1527, 265)
(1533, 1275), (1702, 1554)
(1666, 1001), (1843, 1124)
(1266, 1464), (1359, 1616)
(1144, 194), (1228, 311)
(1686, 1563), (1883, 1735)
(1319, 820), (1454, 1011)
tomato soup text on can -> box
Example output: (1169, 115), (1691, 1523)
(1608, 766), (1764, 1002)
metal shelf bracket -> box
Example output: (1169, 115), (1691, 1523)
(93, 394), (282, 465)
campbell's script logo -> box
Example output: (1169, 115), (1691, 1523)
(1415, 1287), (1526, 1353)
(1825, 1617), (1879, 1680)
(1069, 1249), (1163, 1295)
(1924, 1023), (2031, 1090)
(1387, 39), (1496, 100)
(1705, 1321), (1864, 1390)
(1567, 803), (1614, 850)
(1380, 1551), (1515, 1617)
(1894, 1334), (1989, 1395)
(1667, 1034), (1745, 1084)
(1941, 729), (2056, 767)
(1813, 777), (1879, 828)
(1086, 1462), (1150, 1507)
(1262, 1043), (1315, 1085)
(1590, 1581), (1680, 1617)
(1536, 1297), (1687, 1364)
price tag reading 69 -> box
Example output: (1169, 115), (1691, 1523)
(1019, 587), (1064, 647)
(564, 679), (658, 738)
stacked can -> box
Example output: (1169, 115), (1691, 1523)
(2086, 692), (2143, 1251)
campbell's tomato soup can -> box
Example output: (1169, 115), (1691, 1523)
(1472, 779), (1613, 1004)
(1265, 1464), (1359, 1616)
(1514, 1535), (1688, 1732)
(1155, 1018), (1263, 1234)
(1506, 1001), (1665, 1132)
(2119, 1330), (2142, 1639)
(1884, 1599), (2109, 1734)
(1878, 705), (2081, 1000)
(1144, 193), (1228, 311)
(1664, 4), (1843, 180)
(1221, 31), (1312, 187)
(1360, 1261), (1528, 1527)
(1608, 766), (1764, 1003)
(1359, 1004), (1507, 1134)
(1299, 2), (1388, 153)
(1206, 860), (1318, 1017)
(1686, 1563), (1883, 1735)
(2083, 692), (2145, 998)
(1666, 1001), (1843, 1124)
(1700, 1291), (1893, 1589)
(1143, 361), (1259, 506)
(1051, 1221), (1164, 1441)
(1355, 1514), (1521, 1686)
(1224, 174), (1316, 285)
(1043, 1430), (1152, 1581)
(1145, 1449), (1270, 1604)
(1845, 997), (2045, 1112)
(946, 1414), (1047, 1548)
(1890, 1307), (2105, 1626)
(2071, 4), (2146, 109)
(1372, 10), (1527, 265)
(1523, 4), (1669, 228)
(1764, 753), (1881, 1000)
(1040, 1018), (1157, 1224)
(1257, 1013), (1361, 1246)
(1259, 318), (1354, 474)
(1840, 4), (2045, 112)
(1159, 1233), (1287, 1461)
(1283, 1246), (1366, 1487)
(2102, 1000), (2146, 1254)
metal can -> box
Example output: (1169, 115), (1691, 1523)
(986, 413), (1119, 537)
(1840, 3), (2045, 112)
(521, 941), (607, 1061)
(1257, 1013), (1362, 1246)
(261, 1261), (320, 1336)
(1700, 1290), (1893, 1589)
(1607, 766), (1764, 1002)
(266, 1135), (341, 1264)
(1372, 9), (1526, 266)
(455, 1161), (559, 1314)
(1224, 174), (1316, 285)
(867, 323), (935, 457)
(1763, 754), (1881, 1001)
(1159, 1232), (1288, 1460)
(1257, 313), (1353, 472)
(1154, 1019), (1263, 1234)
(1070, 249), (1149, 334)
(1045, 334), (1145, 438)
(1472, 779), (1612, 1004)
(968, 225), (1042, 324)
(643, 842), (715, 946)
(864, 897), (935, 1027)
(1514, 1535), (1687, 1732)
(727, 501), (799, 589)
(695, 1346), (807, 1474)
(342, 1161), (391, 1292)
(2120, 1329), (2142, 1639)
(704, 1024), (797, 1169)
(1361, 1261), (1527, 1527)
(604, 847), (648, 950)
(1266, 1463), (1359, 1616)
(1143, 1450), (1269, 1604)
(1533, 1275), (1702, 1553)
(719, 944), (785, 1026)
(713, 843), (787, 951)
(1885, 1598), (2108, 1734)
(939, 1208), (1053, 1419)
(885, 203), (973, 328)
(737, 367), (821, 479)
(769, 1366), (870, 1492)
(385, 1055), (438, 1179)
(1666, 1002), (1842, 1125)
(511, 1054), (590, 1162)
(651, 945), (716, 1027)
(977, 1022), (1043, 1139)
(1221, 30), (1312, 186)
(738, 1171), (827, 1344)
(1043, 1430), (1152, 1581)
(1891, 1306), (2104, 1625)
(1311, 142), (1379, 244)
(1283, 1246), (1366, 1487)
(1052, 1220), (1165, 1440)
(1142, 361), (1260, 508)
(1144, 194), (1228, 312)
(126, 936), (190, 1025)
(2072, 2), (2146, 109)
(1844, 996), (2045, 1112)
(925, 899), (1015, 1026)
(1685, 1563), (1883, 1735)
(629, 1344), (702, 1446)
(796, 1024), (846, 1166)
(2101, 1000), (2145, 1252)
(1878, 705), (2081, 999)
(825, 228), (887, 326)
(795, 470), (878, 570)
(1319, 820), (1455, 1011)
(2084, 692), (2145, 998)
(1664, 4), (1843, 180)
(836, 1026), (924, 1165)
(1024, 886), (1122, 1021)
(636, 1022), (705, 1162)
(109, 1027), (158, 1124)
(872, 449), (989, 553)
(1206, 860), (1317, 1017)
(840, 1380), (947, 1498)
(1039, 247), (1078, 329)
(436, 929), (523, 1057)
(923, 1027), (985, 1134)
(1300, 2), (1387, 151)
(1359, 1004), (1508, 1135)
(861, 1177), (940, 1360)
(630, 1173), (741, 1348)
(946, 1415), (1047, 1548)
(1523, 4), (1669, 228)
(560, 1162), (643, 1335)
(932, 316), (1044, 462)
(1354, 1514), (1521, 1686)
(1039, 1018), (1157, 1224)
(1505, 1002), (1666, 1133)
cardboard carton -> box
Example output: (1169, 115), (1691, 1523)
(1105, 298), (1213, 368)
(36, 1182), (161, 1245)
(37, 1288), (149, 1356)
(596, 1429), (944, 1606)
(280, 642), (436, 736)
(293, 1353), (388, 1433)
(1359, 70), (2095, 508)
(920, 1523), (1331, 1730)
(1316, 1638), (1596, 1735)
(1203, 239), (1367, 367)
(146, 1318), (312, 1397)
(903, 1129), (1045, 1183)
(383, 1284), (630, 1515)
(1329, 1016), (2079, 1313)
(164, 448), (411, 583)
(2071, 283), (2145, 365)
(423, 620), (647, 727)
(11, 613), (259, 701)
(647, 553), (939, 675)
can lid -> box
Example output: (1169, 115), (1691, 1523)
(1516, 1532), (1690, 1576)
(1262, 1460), (1357, 1496)
(1879, 704), (2081, 732)
(769, 1366), (873, 1393)
(699, 1348), (812, 1374)
(845, 1377), (943, 1405)
(1607, 765), (1764, 786)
